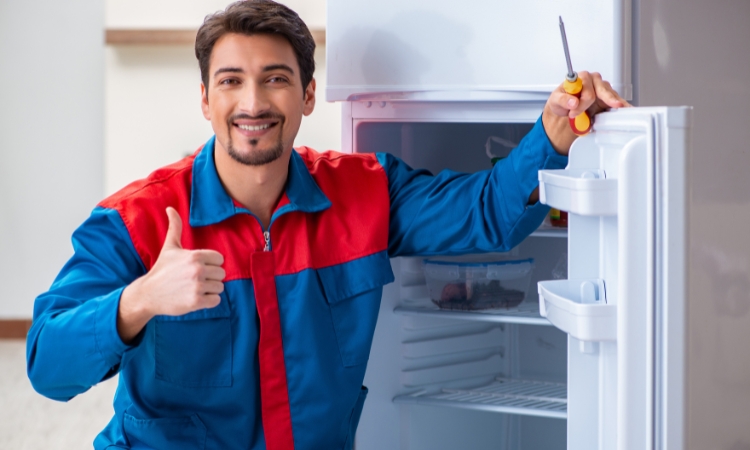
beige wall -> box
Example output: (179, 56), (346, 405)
(0, 0), (336, 318)
(106, 0), (326, 29)
(104, 0), (339, 195)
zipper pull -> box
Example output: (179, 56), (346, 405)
(263, 231), (271, 252)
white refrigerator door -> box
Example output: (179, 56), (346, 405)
(326, 0), (631, 102)
(538, 107), (690, 450)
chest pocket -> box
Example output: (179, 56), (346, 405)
(154, 292), (233, 387)
(317, 251), (395, 367)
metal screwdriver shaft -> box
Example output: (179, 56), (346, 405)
(558, 16), (591, 135)
(559, 16), (576, 82)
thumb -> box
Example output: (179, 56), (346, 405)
(163, 207), (183, 249)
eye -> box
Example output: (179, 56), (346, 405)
(219, 78), (240, 86)
(268, 76), (289, 84)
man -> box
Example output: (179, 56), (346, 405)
(26, 1), (628, 448)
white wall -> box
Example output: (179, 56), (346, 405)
(0, 1), (104, 318)
(104, 0), (338, 194)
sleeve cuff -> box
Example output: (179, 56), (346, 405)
(94, 287), (138, 366)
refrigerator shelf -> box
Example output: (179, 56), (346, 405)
(394, 303), (551, 326)
(530, 226), (568, 238)
(394, 378), (567, 419)
(538, 168), (618, 216)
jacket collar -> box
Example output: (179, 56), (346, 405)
(189, 136), (331, 227)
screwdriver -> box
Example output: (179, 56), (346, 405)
(558, 16), (591, 135)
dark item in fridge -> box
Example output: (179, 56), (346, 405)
(434, 280), (525, 310)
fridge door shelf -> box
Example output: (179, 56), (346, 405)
(537, 279), (617, 342)
(394, 302), (551, 326)
(538, 169), (618, 216)
(394, 377), (567, 419)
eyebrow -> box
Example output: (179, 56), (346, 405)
(213, 64), (295, 79)
(262, 64), (295, 75)
(214, 67), (244, 78)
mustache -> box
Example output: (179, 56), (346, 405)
(228, 112), (285, 123)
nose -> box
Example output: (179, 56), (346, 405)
(238, 82), (271, 117)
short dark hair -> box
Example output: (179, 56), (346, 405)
(195, 0), (316, 96)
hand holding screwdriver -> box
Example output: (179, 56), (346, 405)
(541, 19), (631, 155)
(559, 16), (591, 135)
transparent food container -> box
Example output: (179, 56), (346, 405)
(424, 255), (535, 311)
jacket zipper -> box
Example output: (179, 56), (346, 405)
(263, 230), (271, 252)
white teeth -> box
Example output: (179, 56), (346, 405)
(238, 124), (271, 131)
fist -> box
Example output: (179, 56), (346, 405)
(542, 71), (631, 155)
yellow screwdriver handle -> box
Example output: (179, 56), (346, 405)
(563, 77), (592, 135)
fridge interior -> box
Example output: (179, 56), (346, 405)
(355, 119), (569, 450)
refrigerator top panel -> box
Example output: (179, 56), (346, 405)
(326, 0), (631, 102)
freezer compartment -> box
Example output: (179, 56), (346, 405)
(537, 279), (616, 342)
(538, 168), (618, 216)
(394, 377), (567, 419)
(326, 0), (631, 101)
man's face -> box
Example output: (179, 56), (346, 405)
(201, 33), (315, 166)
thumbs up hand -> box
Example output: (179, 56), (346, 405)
(145, 207), (226, 315)
(117, 207), (226, 343)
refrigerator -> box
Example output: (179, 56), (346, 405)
(325, 0), (750, 449)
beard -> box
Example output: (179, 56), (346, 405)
(225, 112), (286, 166)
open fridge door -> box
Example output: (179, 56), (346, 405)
(537, 107), (690, 450)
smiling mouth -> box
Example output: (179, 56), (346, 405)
(237, 123), (274, 131)
(229, 112), (284, 138)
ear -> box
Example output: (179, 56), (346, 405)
(302, 78), (316, 117)
(201, 83), (211, 120)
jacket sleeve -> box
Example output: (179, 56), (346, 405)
(378, 116), (568, 257)
(26, 206), (146, 401)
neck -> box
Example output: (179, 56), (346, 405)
(213, 142), (291, 230)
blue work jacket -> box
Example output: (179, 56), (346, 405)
(26, 117), (566, 449)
